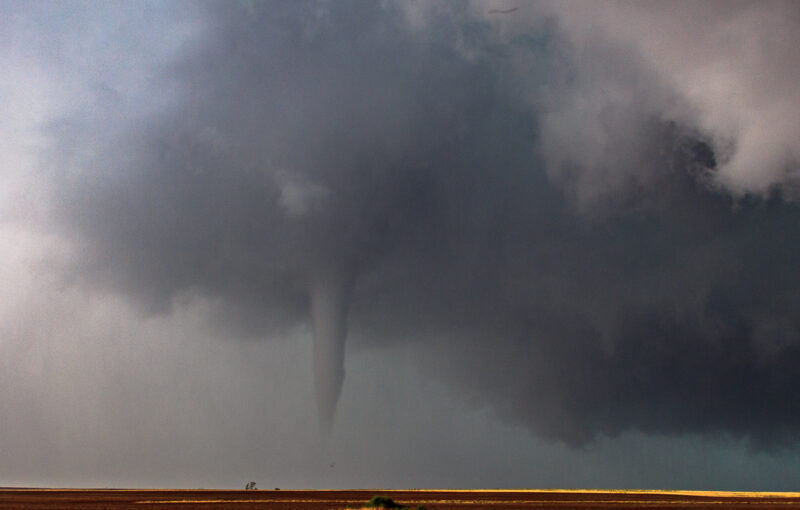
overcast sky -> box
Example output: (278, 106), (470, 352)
(4, 0), (800, 490)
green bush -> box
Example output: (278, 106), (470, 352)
(366, 496), (401, 508)
(362, 495), (426, 510)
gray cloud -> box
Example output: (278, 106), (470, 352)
(536, 0), (800, 198)
(30, 0), (800, 453)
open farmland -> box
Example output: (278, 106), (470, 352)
(4, 489), (800, 509)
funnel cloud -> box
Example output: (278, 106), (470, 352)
(310, 268), (352, 437)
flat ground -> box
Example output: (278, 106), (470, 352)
(4, 489), (800, 509)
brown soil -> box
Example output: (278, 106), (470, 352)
(3, 489), (800, 509)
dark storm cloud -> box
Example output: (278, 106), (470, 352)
(43, 0), (800, 445)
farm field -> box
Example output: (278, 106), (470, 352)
(4, 489), (800, 509)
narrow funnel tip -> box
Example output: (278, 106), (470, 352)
(310, 271), (350, 439)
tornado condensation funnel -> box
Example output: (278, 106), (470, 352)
(310, 270), (350, 439)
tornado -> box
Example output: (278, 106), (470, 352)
(309, 268), (352, 439)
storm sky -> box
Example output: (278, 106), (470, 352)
(3, 0), (800, 489)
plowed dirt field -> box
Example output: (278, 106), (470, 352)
(4, 489), (800, 509)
